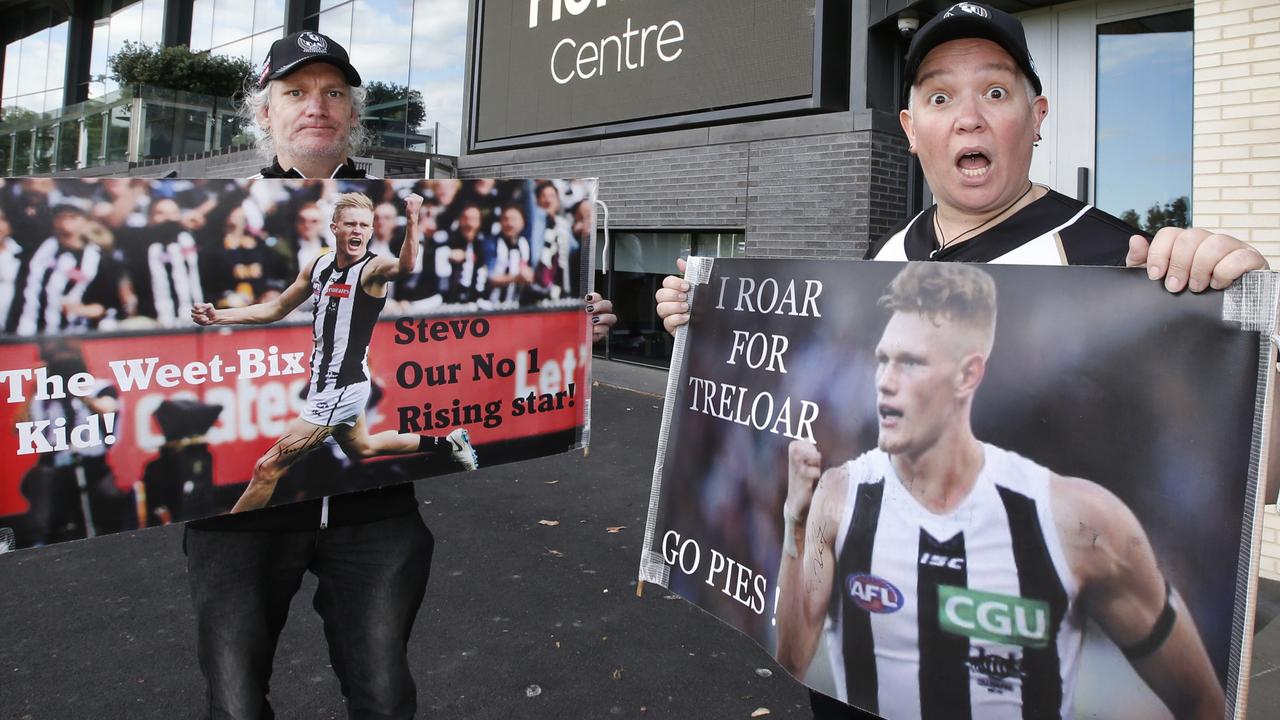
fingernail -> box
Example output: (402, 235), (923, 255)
(682, 303), (689, 312)
(680, 282), (689, 292)
(584, 294), (593, 301)
(1147, 266), (1160, 280)
(678, 293), (687, 301)
(591, 316), (600, 324)
(1165, 276), (1179, 292)
(586, 305), (594, 312)
(1189, 280), (1205, 293)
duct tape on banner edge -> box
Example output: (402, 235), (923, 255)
(1228, 311), (1280, 718)
(1223, 271), (1280, 332)
(638, 257), (715, 588)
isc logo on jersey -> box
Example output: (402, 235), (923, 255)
(846, 573), (904, 613)
(938, 585), (1049, 648)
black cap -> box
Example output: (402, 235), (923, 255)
(257, 31), (361, 89)
(903, 3), (1042, 101)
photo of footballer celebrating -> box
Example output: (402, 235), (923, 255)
(192, 191), (479, 513)
(773, 262), (1224, 720)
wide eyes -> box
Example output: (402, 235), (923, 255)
(923, 86), (1010, 106)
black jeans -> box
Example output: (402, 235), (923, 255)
(185, 512), (433, 720)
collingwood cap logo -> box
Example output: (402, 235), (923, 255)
(298, 32), (329, 53)
(945, 2), (991, 19)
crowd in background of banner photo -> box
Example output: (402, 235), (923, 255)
(641, 257), (1279, 719)
(0, 177), (597, 550)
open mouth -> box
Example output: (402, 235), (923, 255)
(957, 150), (991, 178)
(878, 404), (903, 421)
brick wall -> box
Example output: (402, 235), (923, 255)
(1194, 0), (1280, 579)
(458, 112), (910, 259)
(1193, 0), (1280, 263)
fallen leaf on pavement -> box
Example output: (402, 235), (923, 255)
(546, 548), (564, 557)
(751, 709), (770, 718)
(538, 520), (560, 526)
(606, 526), (626, 533)
(612, 668), (623, 680)
(544, 480), (559, 484)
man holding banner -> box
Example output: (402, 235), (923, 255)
(773, 262), (1223, 719)
(655, 3), (1266, 717)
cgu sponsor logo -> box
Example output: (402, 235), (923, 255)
(938, 585), (1050, 648)
(846, 573), (904, 614)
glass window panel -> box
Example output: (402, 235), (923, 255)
(211, 36), (254, 63)
(13, 129), (33, 174)
(190, 0), (215, 51)
(409, 0), (466, 155)
(254, 0), (285, 34)
(106, 104), (131, 162)
(57, 118), (80, 169)
(17, 29), (49, 96)
(211, 0), (256, 49)
(139, 0), (166, 47)
(89, 20), (112, 98)
(316, 4), (353, 56)
(40, 89), (60, 113)
(351, 0), (412, 87)
(45, 22), (68, 97)
(693, 232), (746, 258)
(110, 2), (144, 55)
(250, 29), (283, 67)
(1095, 10), (1193, 233)
(33, 123), (55, 172)
(320, 0), (350, 13)
(3, 41), (20, 100)
(84, 112), (105, 167)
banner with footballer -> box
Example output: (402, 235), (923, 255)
(0, 177), (597, 550)
(640, 257), (1277, 719)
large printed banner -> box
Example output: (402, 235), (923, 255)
(0, 177), (596, 549)
(640, 257), (1278, 719)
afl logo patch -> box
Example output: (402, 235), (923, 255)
(298, 32), (328, 53)
(847, 573), (904, 614)
(945, 2), (990, 19)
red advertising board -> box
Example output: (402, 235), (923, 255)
(0, 310), (588, 516)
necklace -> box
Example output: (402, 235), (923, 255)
(930, 181), (1036, 259)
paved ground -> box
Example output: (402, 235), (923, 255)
(0, 362), (1277, 719)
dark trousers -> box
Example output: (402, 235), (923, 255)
(185, 513), (433, 720)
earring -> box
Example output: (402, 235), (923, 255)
(1033, 132), (1041, 148)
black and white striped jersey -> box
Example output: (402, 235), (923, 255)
(1, 237), (29, 333)
(16, 238), (121, 335)
(308, 251), (386, 393)
(146, 230), (204, 327)
(868, 189), (1141, 266)
(828, 445), (1082, 720)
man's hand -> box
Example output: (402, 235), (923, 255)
(191, 302), (218, 326)
(1127, 227), (1267, 293)
(405, 193), (423, 217)
(783, 440), (823, 557)
(655, 258), (690, 336)
(584, 292), (615, 344)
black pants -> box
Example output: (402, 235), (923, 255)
(185, 512), (433, 720)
